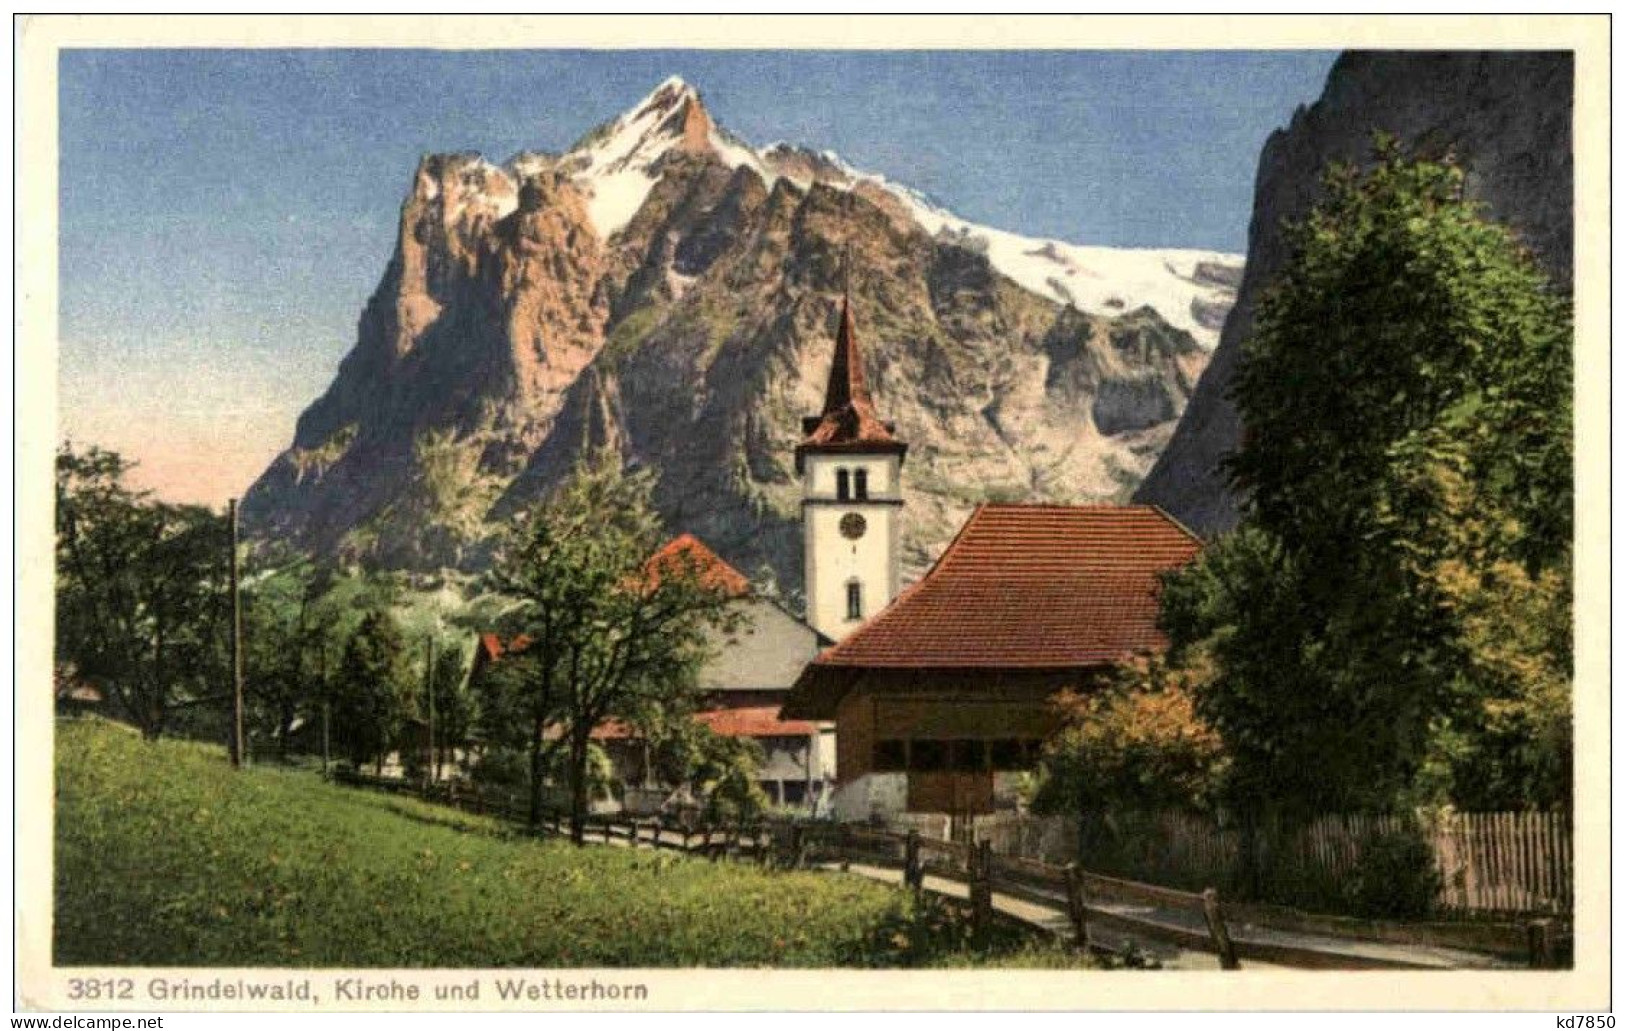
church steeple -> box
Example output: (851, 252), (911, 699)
(796, 294), (907, 473)
(822, 296), (867, 414)
(797, 288), (906, 643)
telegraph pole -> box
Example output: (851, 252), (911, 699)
(424, 636), (436, 786)
(319, 645), (331, 778)
(227, 498), (245, 768)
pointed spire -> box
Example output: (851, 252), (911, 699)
(820, 293), (870, 416)
(795, 286), (908, 472)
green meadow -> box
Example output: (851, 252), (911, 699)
(54, 718), (1087, 968)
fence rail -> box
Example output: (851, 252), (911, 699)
(963, 808), (1571, 919)
(332, 771), (1566, 970)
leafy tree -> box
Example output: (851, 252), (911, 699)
(237, 556), (417, 763)
(485, 447), (742, 842)
(427, 643), (476, 779)
(55, 444), (227, 740)
(331, 609), (416, 772)
(696, 735), (769, 823)
(648, 719), (768, 820)
(1228, 138), (1571, 573)
(1167, 140), (1571, 815)
(241, 559), (326, 758)
(1032, 654), (1227, 815)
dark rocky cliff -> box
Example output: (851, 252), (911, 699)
(1134, 51), (1573, 534)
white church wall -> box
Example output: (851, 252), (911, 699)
(801, 452), (904, 642)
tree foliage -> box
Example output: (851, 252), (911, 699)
(330, 609), (416, 771)
(55, 444), (227, 740)
(647, 719), (769, 821)
(1033, 655), (1227, 815)
(1165, 140), (1572, 815)
(426, 643), (476, 778)
(483, 448), (743, 840)
(238, 557), (422, 763)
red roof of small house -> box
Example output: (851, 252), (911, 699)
(642, 534), (751, 598)
(795, 296), (907, 471)
(477, 633), (533, 663)
(783, 504), (1202, 716)
(696, 705), (819, 737)
(587, 706), (818, 741)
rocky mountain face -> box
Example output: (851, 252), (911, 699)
(243, 78), (1240, 591)
(1134, 51), (1574, 535)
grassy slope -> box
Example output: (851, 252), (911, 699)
(55, 719), (1084, 968)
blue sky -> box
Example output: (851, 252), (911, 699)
(58, 48), (1337, 504)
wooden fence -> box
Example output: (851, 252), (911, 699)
(960, 809), (1571, 919)
(332, 771), (1568, 970)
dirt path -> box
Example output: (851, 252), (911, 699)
(827, 861), (1517, 971)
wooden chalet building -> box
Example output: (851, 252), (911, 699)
(781, 503), (1202, 821)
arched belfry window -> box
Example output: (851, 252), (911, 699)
(836, 468), (851, 501)
(846, 579), (864, 621)
(854, 468), (869, 500)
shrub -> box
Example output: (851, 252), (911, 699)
(1341, 826), (1443, 920)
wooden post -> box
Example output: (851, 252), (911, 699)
(227, 498), (245, 768)
(320, 700), (330, 779)
(904, 830), (922, 891)
(972, 840), (994, 938)
(1201, 887), (1240, 970)
(1527, 919), (1555, 969)
(1064, 863), (1088, 948)
(424, 637), (435, 787)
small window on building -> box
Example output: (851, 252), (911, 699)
(989, 739), (1025, 770)
(846, 579), (863, 621)
(949, 739), (986, 772)
(854, 468), (869, 500)
(873, 739), (906, 772)
(782, 781), (806, 805)
(909, 739), (948, 772)
(836, 468), (851, 501)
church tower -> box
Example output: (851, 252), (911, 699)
(796, 295), (907, 642)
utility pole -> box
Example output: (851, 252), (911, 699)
(319, 646), (330, 778)
(424, 636), (436, 787)
(228, 498), (245, 768)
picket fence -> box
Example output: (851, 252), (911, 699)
(948, 809), (1571, 919)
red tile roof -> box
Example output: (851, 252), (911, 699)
(589, 706), (818, 741)
(808, 503), (1201, 671)
(643, 533), (751, 598)
(795, 297), (907, 470)
(696, 705), (819, 738)
(477, 633), (532, 663)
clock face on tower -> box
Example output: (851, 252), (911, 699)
(839, 512), (868, 540)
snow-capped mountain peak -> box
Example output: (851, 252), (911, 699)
(561, 78), (717, 234)
(555, 78), (1241, 347)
